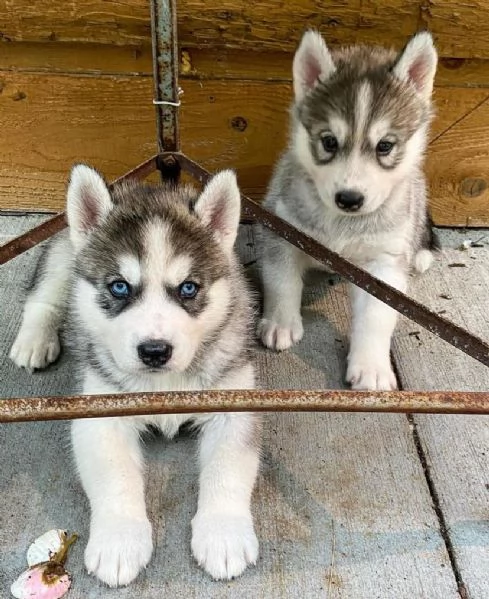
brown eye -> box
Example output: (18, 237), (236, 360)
(376, 140), (395, 156)
(321, 134), (338, 154)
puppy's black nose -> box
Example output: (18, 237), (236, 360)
(137, 340), (173, 368)
(335, 190), (364, 212)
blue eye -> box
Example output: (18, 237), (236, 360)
(109, 280), (131, 298)
(179, 281), (199, 299)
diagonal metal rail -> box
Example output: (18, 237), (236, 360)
(0, 156), (158, 266)
(175, 153), (489, 368)
(2, 152), (489, 371)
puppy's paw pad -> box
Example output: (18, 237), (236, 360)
(191, 512), (258, 580)
(85, 516), (153, 588)
(9, 326), (60, 371)
(257, 318), (303, 351)
(347, 359), (398, 391)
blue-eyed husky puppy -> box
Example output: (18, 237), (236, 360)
(10, 166), (260, 587)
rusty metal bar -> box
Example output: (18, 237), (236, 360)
(150, 0), (180, 152)
(0, 213), (66, 266)
(173, 152), (489, 368)
(1, 389), (488, 423)
(111, 154), (159, 187)
(0, 155), (159, 265)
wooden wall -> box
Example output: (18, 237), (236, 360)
(1, 1), (489, 226)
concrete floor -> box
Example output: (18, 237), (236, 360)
(0, 216), (488, 598)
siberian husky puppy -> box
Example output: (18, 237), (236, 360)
(10, 166), (261, 587)
(258, 31), (439, 390)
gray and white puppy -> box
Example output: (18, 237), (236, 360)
(258, 31), (438, 390)
(10, 166), (260, 587)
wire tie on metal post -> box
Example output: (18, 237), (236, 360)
(153, 87), (183, 107)
(153, 99), (181, 106)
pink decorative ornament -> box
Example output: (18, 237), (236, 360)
(11, 531), (77, 599)
(11, 564), (71, 599)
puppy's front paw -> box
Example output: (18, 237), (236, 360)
(257, 316), (303, 351)
(191, 511), (258, 580)
(85, 514), (153, 588)
(9, 325), (60, 371)
(346, 354), (397, 391)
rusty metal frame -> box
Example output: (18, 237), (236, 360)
(2, 389), (488, 422)
(0, 0), (488, 421)
(1, 151), (489, 420)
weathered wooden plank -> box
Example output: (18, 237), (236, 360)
(1, 71), (488, 226)
(426, 1), (489, 60)
(0, 72), (157, 211)
(427, 96), (489, 226)
(430, 88), (489, 143)
(4, 43), (489, 89)
(0, 72), (290, 210)
(393, 231), (489, 598)
(184, 50), (489, 89)
(0, 41), (154, 76)
(178, 1), (421, 53)
(0, 0), (151, 45)
(2, 0), (489, 58)
(0, 218), (460, 597)
(436, 58), (489, 89)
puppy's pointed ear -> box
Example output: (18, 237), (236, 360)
(193, 170), (241, 255)
(293, 30), (336, 102)
(66, 164), (113, 249)
(393, 32), (437, 101)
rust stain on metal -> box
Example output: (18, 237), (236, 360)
(0, 155), (158, 265)
(1, 389), (488, 423)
